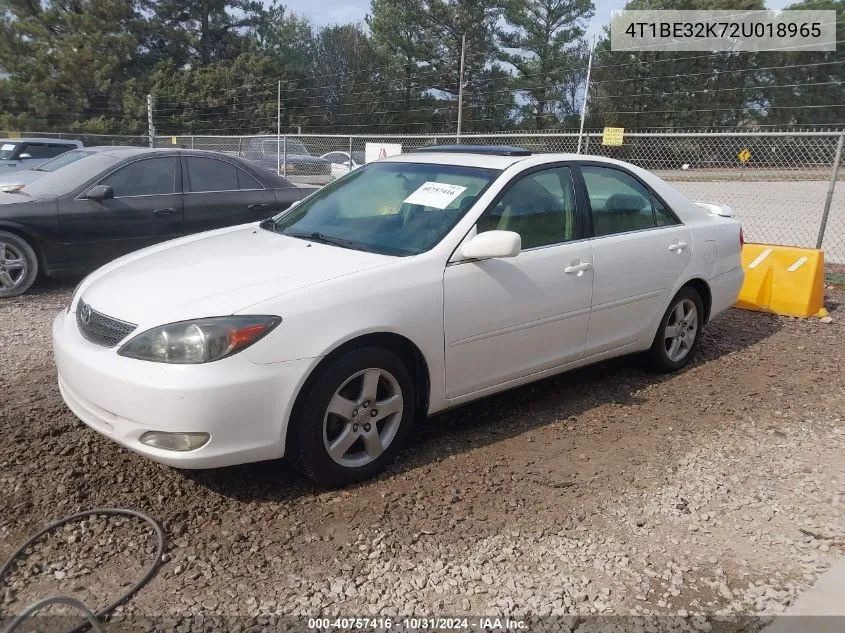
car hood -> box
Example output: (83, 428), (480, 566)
(81, 225), (395, 327)
(0, 168), (43, 186)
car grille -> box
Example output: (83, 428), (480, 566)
(76, 300), (138, 348)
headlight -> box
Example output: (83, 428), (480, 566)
(118, 316), (281, 364)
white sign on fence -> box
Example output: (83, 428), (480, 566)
(365, 142), (402, 163)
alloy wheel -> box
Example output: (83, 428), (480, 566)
(322, 368), (404, 468)
(664, 298), (698, 363)
(0, 242), (27, 292)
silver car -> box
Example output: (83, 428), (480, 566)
(0, 146), (125, 193)
(0, 138), (83, 176)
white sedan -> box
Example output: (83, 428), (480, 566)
(320, 151), (362, 180)
(53, 147), (744, 486)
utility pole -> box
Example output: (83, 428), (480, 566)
(817, 130), (844, 249)
(577, 37), (595, 155)
(277, 80), (282, 175)
(456, 33), (466, 142)
(147, 94), (155, 148)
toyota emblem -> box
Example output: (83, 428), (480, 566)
(79, 304), (92, 325)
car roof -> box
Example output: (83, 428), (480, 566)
(90, 148), (250, 159)
(381, 152), (533, 170)
(0, 138), (82, 145)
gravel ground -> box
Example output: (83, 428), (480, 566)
(1, 278), (843, 632)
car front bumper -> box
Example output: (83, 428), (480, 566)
(52, 310), (314, 469)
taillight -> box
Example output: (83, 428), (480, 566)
(739, 227), (744, 247)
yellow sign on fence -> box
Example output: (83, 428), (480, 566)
(7, 131), (20, 139)
(738, 148), (751, 163)
(171, 136), (178, 145)
(602, 127), (624, 146)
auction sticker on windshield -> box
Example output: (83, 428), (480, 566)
(1, 144), (16, 152)
(403, 182), (468, 209)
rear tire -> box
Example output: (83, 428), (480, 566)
(289, 346), (415, 487)
(646, 287), (704, 373)
(0, 231), (38, 298)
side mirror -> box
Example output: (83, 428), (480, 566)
(461, 230), (521, 260)
(18, 153), (32, 159)
(84, 185), (114, 201)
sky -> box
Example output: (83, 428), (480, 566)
(281, 0), (795, 38)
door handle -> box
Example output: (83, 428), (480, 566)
(248, 203), (270, 210)
(669, 241), (688, 253)
(564, 261), (592, 275)
(153, 207), (177, 217)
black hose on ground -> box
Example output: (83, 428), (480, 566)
(0, 508), (166, 633)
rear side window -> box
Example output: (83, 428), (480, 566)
(186, 157), (264, 192)
(186, 157), (238, 192)
(236, 169), (262, 190)
(100, 157), (178, 197)
(581, 165), (678, 236)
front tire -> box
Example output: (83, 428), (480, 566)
(647, 287), (704, 372)
(289, 347), (416, 487)
(0, 231), (38, 298)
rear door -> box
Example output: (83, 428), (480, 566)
(181, 155), (279, 233)
(575, 163), (692, 355)
(59, 156), (184, 268)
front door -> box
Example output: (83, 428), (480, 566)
(577, 163), (693, 354)
(443, 165), (593, 399)
(59, 156), (184, 269)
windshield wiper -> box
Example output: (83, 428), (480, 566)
(282, 230), (371, 252)
(1, 190), (29, 197)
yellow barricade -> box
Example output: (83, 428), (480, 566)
(735, 244), (827, 318)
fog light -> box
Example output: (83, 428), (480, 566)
(139, 431), (210, 451)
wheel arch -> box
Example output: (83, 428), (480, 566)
(683, 277), (712, 324)
(288, 331), (432, 444)
(0, 222), (45, 272)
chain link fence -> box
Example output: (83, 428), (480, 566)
(4, 129), (842, 262)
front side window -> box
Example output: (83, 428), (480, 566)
(100, 157), (177, 197)
(265, 161), (499, 256)
(581, 165), (677, 236)
(477, 166), (578, 249)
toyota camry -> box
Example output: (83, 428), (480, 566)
(52, 146), (744, 486)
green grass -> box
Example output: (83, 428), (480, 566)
(825, 272), (845, 287)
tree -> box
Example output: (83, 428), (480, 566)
(497, 0), (594, 130)
(307, 24), (387, 132)
(0, 0), (151, 133)
(588, 0), (768, 129)
(368, 0), (435, 126)
(757, 0), (844, 126)
(148, 0), (269, 67)
(426, 0), (503, 132)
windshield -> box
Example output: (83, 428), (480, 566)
(264, 161), (500, 256)
(35, 149), (94, 172)
(21, 153), (124, 197)
(0, 143), (20, 160)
